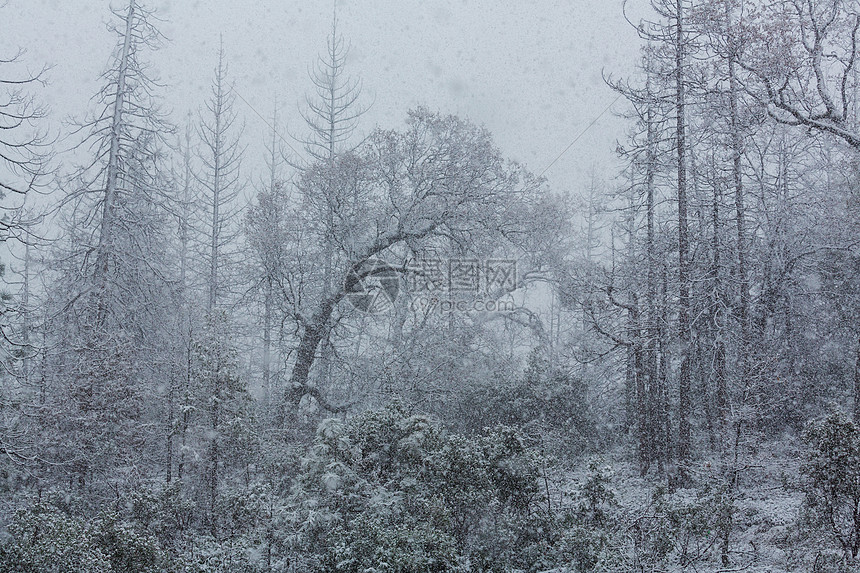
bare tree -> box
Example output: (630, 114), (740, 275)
(623, 0), (698, 480)
(276, 109), (547, 423)
(194, 38), (247, 523)
(246, 106), (291, 412)
(742, 0), (860, 148)
(42, 0), (177, 500)
(296, 13), (369, 398)
(197, 38), (244, 315)
(298, 13), (367, 164)
(0, 21), (51, 384)
(59, 0), (173, 326)
(0, 49), (49, 240)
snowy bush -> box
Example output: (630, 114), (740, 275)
(460, 349), (596, 456)
(800, 412), (860, 568)
(289, 402), (557, 572)
(0, 502), (162, 573)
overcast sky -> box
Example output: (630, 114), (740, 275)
(3, 0), (643, 200)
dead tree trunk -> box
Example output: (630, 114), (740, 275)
(94, 0), (135, 327)
(675, 0), (693, 480)
(854, 337), (860, 424)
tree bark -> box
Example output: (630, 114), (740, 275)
(727, 0), (749, 437)
(659, 261), (672, 476)
(712, 175), (727, 445)
(854, 337), (860, 424)
(94, 0), (135, 327)
(277, 225), (439, 424)
(675, 0), (693, 478)
(645, 64), (661, 475)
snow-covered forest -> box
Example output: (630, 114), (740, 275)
(1, 0), (860, 571)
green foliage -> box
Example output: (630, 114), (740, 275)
(128, 483), (196, 551)
(574, 461), (616, 530)
(0, 502), (162, 573)
(553, 461), (619, 572)
(167, 533), (267, 573)
(662, 481), (733, 567)
(801, 412), (860, 565)
(290, 402), (554, 572)
(90, 513), (162, 573)
(0, 493), (290, 573)
(463, 348), (596, 456)
(597, 476), (741, 572)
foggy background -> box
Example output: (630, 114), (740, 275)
(2, 0), (640, 197)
